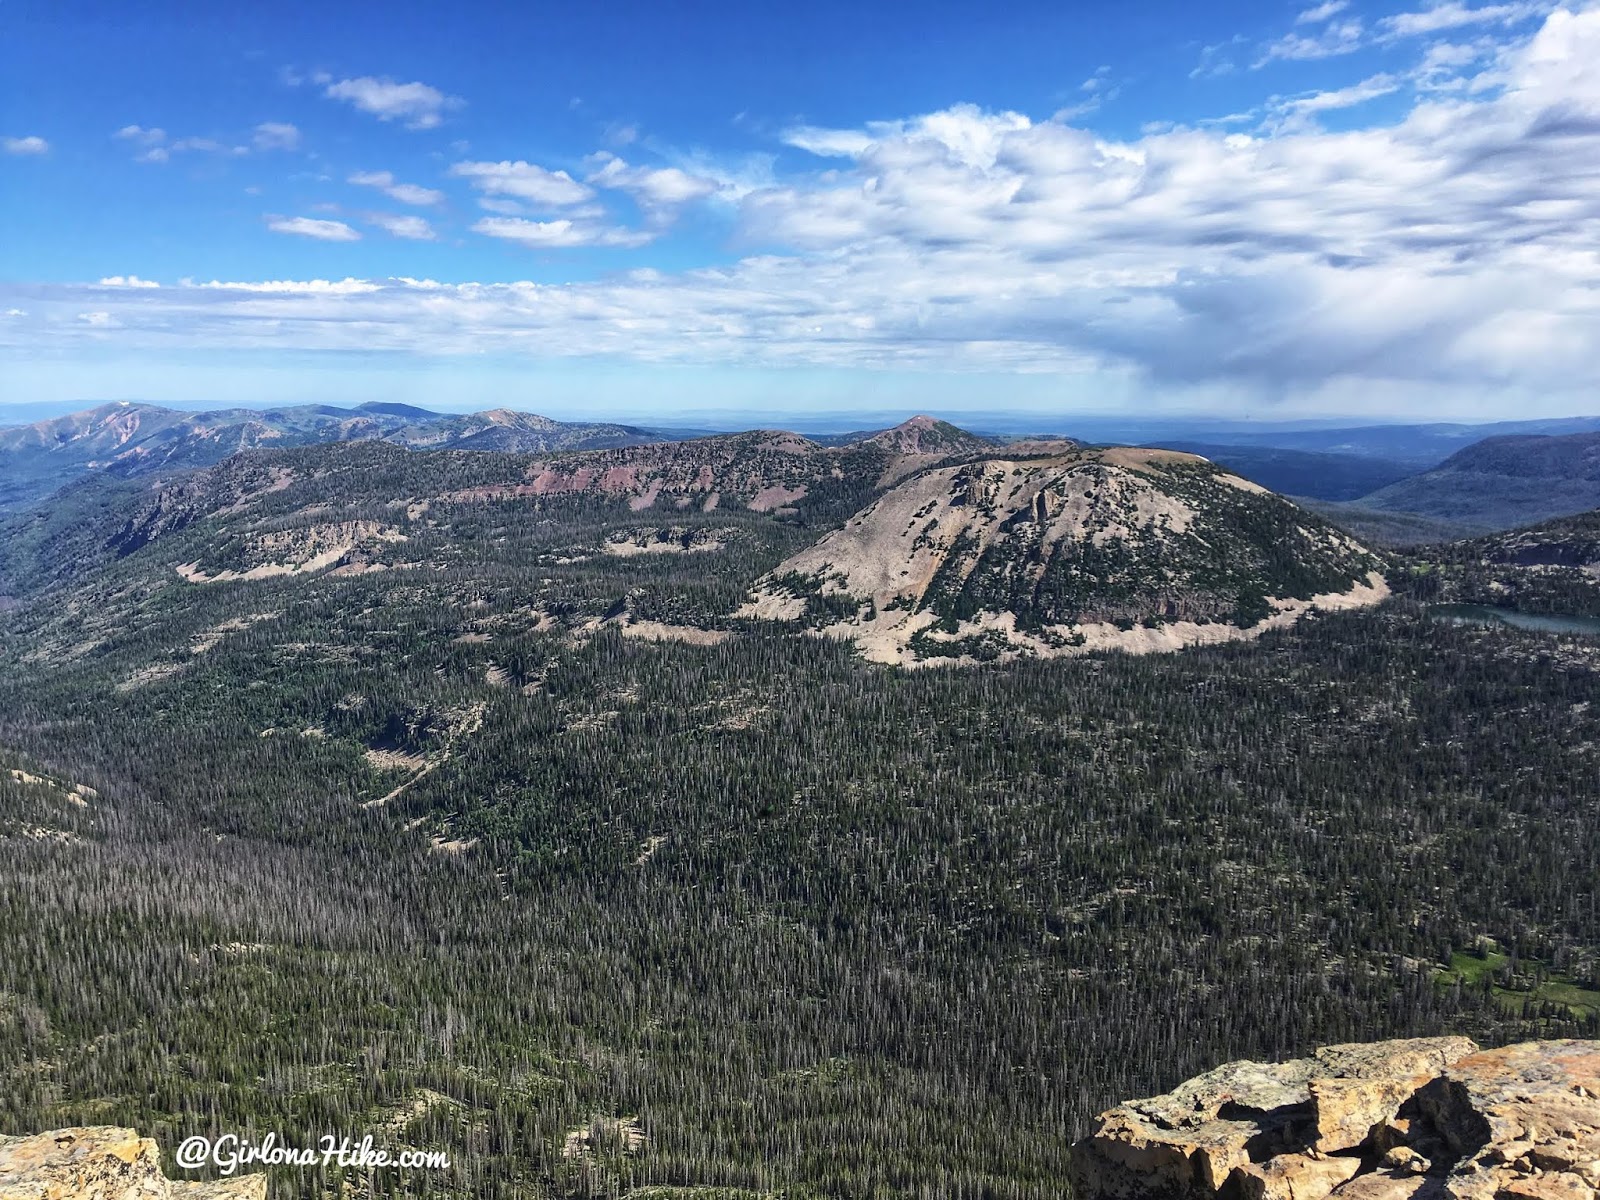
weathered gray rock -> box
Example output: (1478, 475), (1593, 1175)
(0, 1128), (264, 1199)
(1072, 1039), (1600, 1200)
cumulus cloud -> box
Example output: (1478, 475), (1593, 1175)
(266, 216), (361, 241)
(253, 122), (301, 151)
(3, 136), (48, 155)
(586, 153), (718, 209)
(15, 8), (1600, 417)
(98, 276), (160, 288)
(449, 159), (593, 206)
(366, 213), (437, 240)
(323, 76), (461, 130)
(116, 125), (169, 162)
(470, 216), (653, 248)
(348, 170), (443, 206)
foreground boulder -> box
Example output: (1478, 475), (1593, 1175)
(0, 1127), (263, 1198)
(1072, 1038), (1600, 1200)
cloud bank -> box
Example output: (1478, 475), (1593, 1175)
(11, 6), (1600, 418)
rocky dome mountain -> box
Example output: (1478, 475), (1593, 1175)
(0, 400), (654, 512)
(737, 446), (1386, 664)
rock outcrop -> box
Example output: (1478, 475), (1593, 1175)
(1072, 1039), (1600, 1200)
(0, 1127), (263, 1199)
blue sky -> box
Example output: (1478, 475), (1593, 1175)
(2, 0), (1596, 424)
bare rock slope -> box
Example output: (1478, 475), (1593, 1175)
(1072, 1037), (1600, 1200)
(738, 446), (1387, 665)
(0, 1126), (262, 1198)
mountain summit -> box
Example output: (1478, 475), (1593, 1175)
(738, 445), (1386, 664)
(859, 415), (994, 456)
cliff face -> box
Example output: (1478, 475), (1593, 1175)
(1072, 1038), (1600, 1200)
(0, 1127), (263, 1199)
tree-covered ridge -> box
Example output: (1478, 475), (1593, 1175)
(1393, 510), (1600, 617)
(0, 401), (660, 514)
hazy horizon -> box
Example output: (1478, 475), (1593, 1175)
(7, 394), (1600, 441)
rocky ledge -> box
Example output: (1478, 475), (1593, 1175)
(0, 1127), (263, 1199)
(1072, 1038), (1600, 1200)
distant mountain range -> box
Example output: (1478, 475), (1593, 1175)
(8, 402), (1600, 541)
(1139, 442), (1414, 503)
(1072, 415), (1600, 467)
(1297, 431), (1600, 540)
(0, 401), (656, 511)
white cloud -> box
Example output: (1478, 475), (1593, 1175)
(1297, 0), (1349, 22)
(98, 276), (160, 288)
(253, 122), (301, 151)
(14, 8), (1600, 418)
(783, 126), (874, 158)
(168, 136), (245, 155)
(4, 309), (27, 317)
(196, 278), (381, 294)
(470, 216), (653, 248)
(449, 160), (593, 206)
(323, 76), (460, 130)
(1255, 18), (1366, 64)
(1278, 73), (1402, 114)
(348, 169), (443, 206)
(586, 154), (718, 208)
(115, 125), (248, 161)
(116, 124), (169, 163)
(77, 312), (116, 327)
(1379, 1), (1549, 39)
(3, 136), (48, 155)
(266, 216), (361, 242)
(367, 213), (437, 241)
(1191, 35), (1249, 78)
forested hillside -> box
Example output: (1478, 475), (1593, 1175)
(1, 433), (1597, 1198)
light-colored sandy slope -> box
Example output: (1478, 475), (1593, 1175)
(738, 453), (1203, 615)
(176, 521), (406, 583)
(828, 571), (1389, 667)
